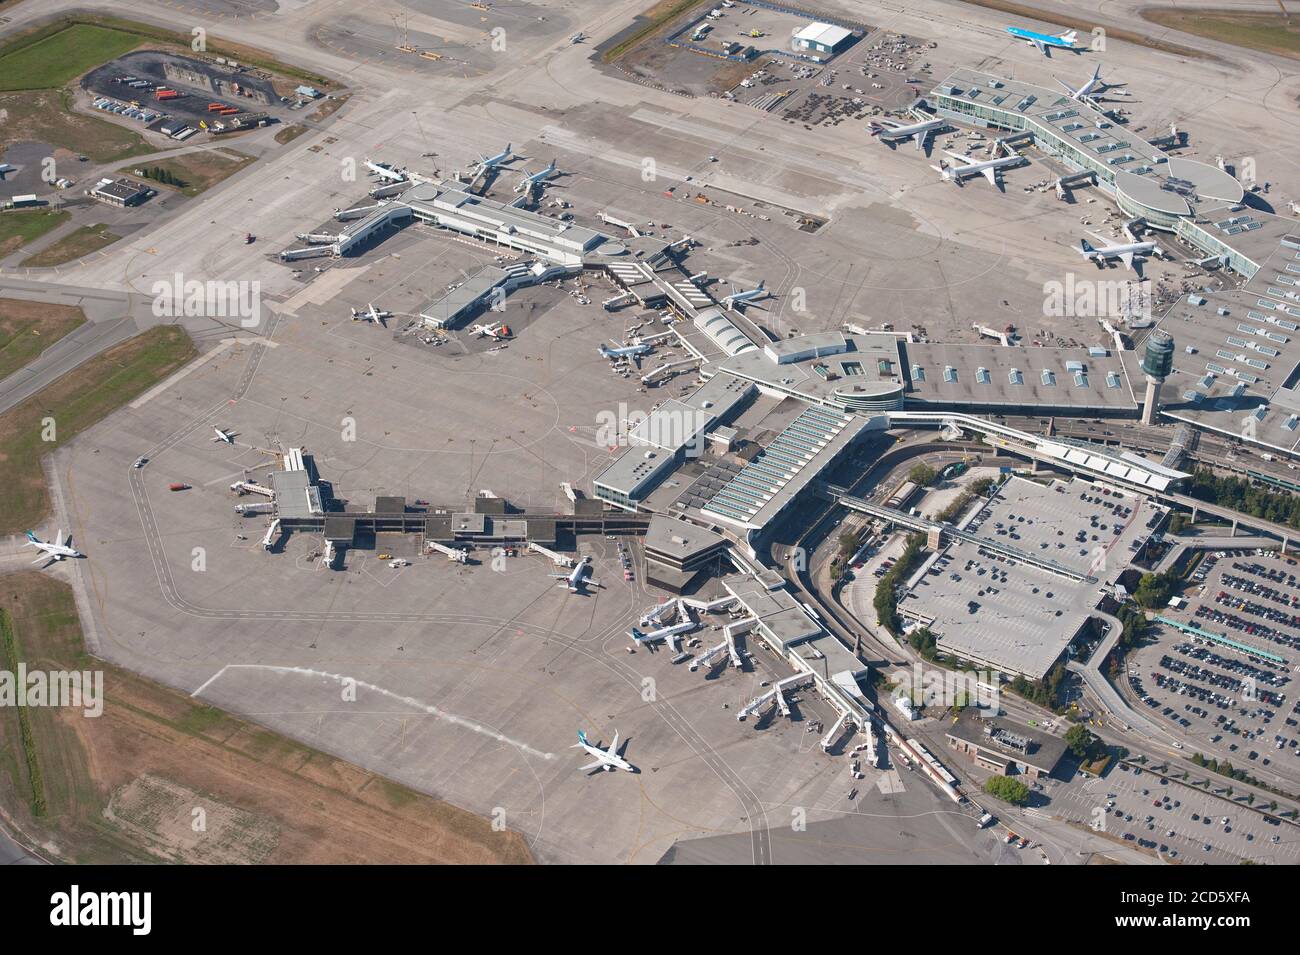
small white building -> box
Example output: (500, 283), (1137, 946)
(792, 22), (852, 59)
(893, 693), (918, 722)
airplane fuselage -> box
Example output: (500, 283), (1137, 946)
(1006, 25), (1079, 53)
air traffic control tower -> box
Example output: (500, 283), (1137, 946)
(1140, 330), (1175, 426)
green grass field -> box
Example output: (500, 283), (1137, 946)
(20, 223), (121, 267)
(1141, 10), (1300, 60)
(0, 209), (71, 257)
(136, 149), (255, 197)
(0, 90), (152, 163)
(0, 23), (142, 91)
(0, 299), (86, 382)
(0, 326), (196, 536)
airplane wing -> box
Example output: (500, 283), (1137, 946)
(913, 128), (929, 151)
(608, 731), (619, 755)
(981, 166), (999, 186)
(1120, 251), (1135, 271)
(578, 759), (606, 773)
(1031, 37), (1047, 55)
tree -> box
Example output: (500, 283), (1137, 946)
(1065, 724), (1100, 760)
(908, 463), (937, 487)
(1168, 512), (1187, 534)
(983, 775), (1031, 807)
(1134, 570), (1180, 609)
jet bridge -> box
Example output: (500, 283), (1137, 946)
(231, 480), (275, 498)
(724, 616), (756, 669)
(602, 291), (636, 311)
(369, 180), (410, 199)
(681, 595), (737, 613)
(527, 540), (573, 567)
(820, 711), (853, 753)
(279, 245), (334, 261)
(427, 540), (469, 563)
(598, 210), (642, 238)
(640, 600), (676, 629)
(261, 518), (281, 551)
(333, 203), (385, 221)
(689, 639), (730, 672)
(738, 673), (815, 721)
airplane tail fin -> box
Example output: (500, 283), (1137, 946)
(630, 627), (645, 642)
(577, 729), (589, 746)
(25, 530), (38, 543)
(1081, 239), (1095, 253)
(867, 122), (882, 135)
(1060, 30), (1078, 43)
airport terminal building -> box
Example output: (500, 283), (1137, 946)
(930, 69), (1255, 268)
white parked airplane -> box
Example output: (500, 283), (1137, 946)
(570, 32), (586, 44)
(573, 729), (636, 774)
(720, 280), (767, 311)
(551, 556), (601, 593)
(629, 618), (698, 652)
(1056, 63), (1107, 102)
(868, 115), (944, 151)
(472, 322), (510, 339)
(932, 149), (1022, 188)
(364, 159), (407, 183)
(598, 341), (652, 360)
(514, 159), (558, 193)
(477, 143), (513, 171)
(25, 529), (83, 564)
(350, 303), (391, 324)
(1079, 233), (1157, 272)
(212, 427), (236, 444)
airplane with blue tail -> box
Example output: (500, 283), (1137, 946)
(1006, 25), (1080, 56)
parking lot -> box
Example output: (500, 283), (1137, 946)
(1130, 548), (1299, 782)
(1051, 761), (1299, 864)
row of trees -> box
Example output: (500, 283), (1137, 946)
(1007, 662), (1068, 711)
(933, 476), (995, 524)
(1186, 468), (1300, 529)
(138, 166), (188, 188)
(872, 533), (925, 634)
